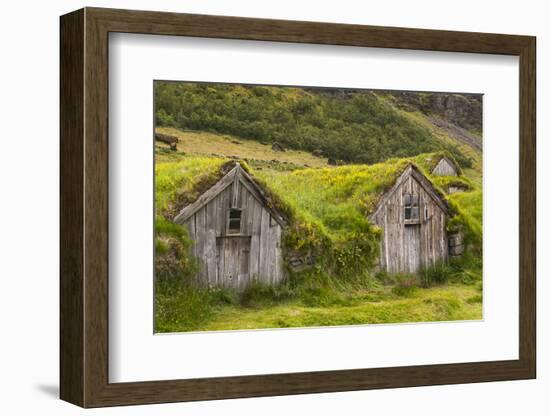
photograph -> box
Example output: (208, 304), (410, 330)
(153, 81), (483, 333)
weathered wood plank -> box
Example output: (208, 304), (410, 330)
(216, 237), (225, 286)
(432, 157), (459, 176)
(258, 209), (270, 282)
(205, 199), (218, 286)
(184, 216), (196, 259)
(232, 167), (240, 208)
(214, 191), (223, 236)
(244, 190), (254, 237)
(249, 201), (261, 281)
(273, 225), (283, 284)
(195, 206), (207, 284)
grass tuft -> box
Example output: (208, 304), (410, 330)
(418, 261), (454, 288)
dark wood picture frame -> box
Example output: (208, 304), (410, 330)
(60, 7), (536, 408)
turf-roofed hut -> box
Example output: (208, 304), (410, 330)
(431, 155), (461, 177)
(369, 164), (452, 274)
(174, 162), (287, 290)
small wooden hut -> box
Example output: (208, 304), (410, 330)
(431, 156), (459, 176)
(369, 164), (451, 273)
(174, 163), (286, 290)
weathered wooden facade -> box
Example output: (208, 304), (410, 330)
(370, 165), (451, 273)
(174, 163), (286, 290)
(431, 156), (459, 176)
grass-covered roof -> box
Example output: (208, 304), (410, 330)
(155, 152), (481, 289)
(156, 151), (479, 252)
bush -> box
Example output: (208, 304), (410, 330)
(447, 253), (482, 285)
(418, 262), (454, 288)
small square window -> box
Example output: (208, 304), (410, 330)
(227, 208), (242, 234)
(404, 193), (419, 221)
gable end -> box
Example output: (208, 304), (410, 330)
(173, 163), (286, 227)
(432, 157), (459, 176)
(369, 164), (450, 221)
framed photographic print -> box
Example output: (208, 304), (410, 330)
(60, 7), (536, 408)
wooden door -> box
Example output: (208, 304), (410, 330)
(404, 224), (421, 273)
(216, 236), (251, 290)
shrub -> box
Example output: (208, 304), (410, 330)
(447, 253), (482, 285)
(418, 261), (454, 288)
(375, 270), (393, 285)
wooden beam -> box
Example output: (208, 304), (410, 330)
(231, 163), (241, 208)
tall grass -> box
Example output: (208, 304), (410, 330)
(155, 279), (214, 332)
(418, 261), (454, 288)
(447, 190), (483, 254)
(155, 156), (227, 217)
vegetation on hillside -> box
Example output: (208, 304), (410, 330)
(154, 82), (472, 167)
(154, 148), (482, 332)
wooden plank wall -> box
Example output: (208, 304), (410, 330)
(183, 180), (283, 288)
(372, 175), (448, 273)
(432, 158), (457, 176)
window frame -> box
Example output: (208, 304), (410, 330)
(226, 208), (244, 235)
(403, 193), (421, 225)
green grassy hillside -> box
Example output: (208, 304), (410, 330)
(156, 127), (329, 168)
(155, 82), (475, 167)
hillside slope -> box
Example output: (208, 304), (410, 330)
(155, 82), (481, 168)
(155, 127), (329, 169)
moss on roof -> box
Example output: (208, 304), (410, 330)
(155, 157), (235, 219)
(254, 154), (454, 243)
(156, 151), (480, 261)
(409, 151), (462, 175)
